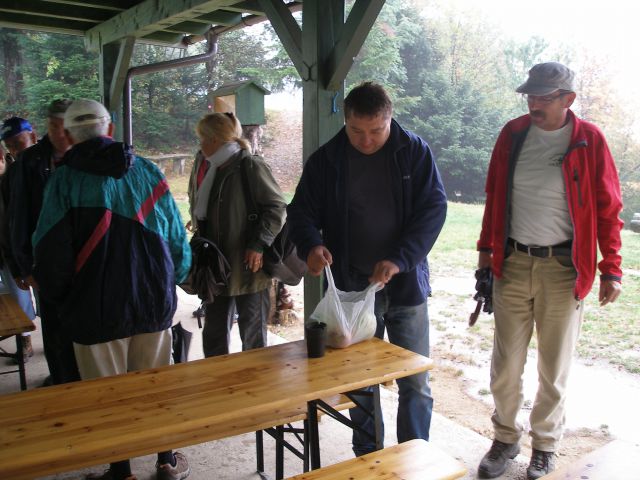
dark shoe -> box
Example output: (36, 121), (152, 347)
(12, 336), (34, 364)
(527, 449), (555, 479)
(22, 336), (34, 357)
(478, 440), (520, 478)
(156, 451), (190, 480)
(40, 375), (53, 387)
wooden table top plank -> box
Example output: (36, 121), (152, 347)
(0, 339), (428, 421)
(284, 439), (466, 480)
(0, 338), (433, 480)
(0, 294), (35, 336)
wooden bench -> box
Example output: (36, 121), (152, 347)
(541, 439), (640, 479)
(284, 438), (467, 480)
(0, 294), (35, 390)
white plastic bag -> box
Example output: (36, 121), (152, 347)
(308, 266), (381, 348)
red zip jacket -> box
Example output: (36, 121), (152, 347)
(478, 110), (623, 300)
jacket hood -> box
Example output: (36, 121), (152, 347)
(62, 136), (134, 179)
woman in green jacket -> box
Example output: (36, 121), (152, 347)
(188, 112), (286, 356)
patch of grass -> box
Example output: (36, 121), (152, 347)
(166, 171), (640, 374)
(428, 201), (640, 375)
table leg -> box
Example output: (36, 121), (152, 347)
(307, 400), (321, 469)
(303, 419), (309, 472)
(255, 430), (265, 477)
(16, 334), (27, 391)
(372, 384), (383, 450)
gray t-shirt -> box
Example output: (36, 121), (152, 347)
(347, 143), (398, 276)
(511, 121), (573, 246)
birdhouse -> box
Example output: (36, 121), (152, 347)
(211, 80), (270, 126)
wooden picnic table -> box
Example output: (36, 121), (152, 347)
(0, 294), (35, 391)
(0, 337), (433, 479)
(145, 153), (192, 175)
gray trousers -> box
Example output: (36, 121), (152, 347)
(202, 288), (270, 357)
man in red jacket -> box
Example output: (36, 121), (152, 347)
(476, 62), (623, 480)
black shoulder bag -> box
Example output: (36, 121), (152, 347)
(239, 158), (307, 286)
(179, 235), (231, 303)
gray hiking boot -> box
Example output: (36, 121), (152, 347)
(478, 439), (520, 478)
(527, 448), (555, 479)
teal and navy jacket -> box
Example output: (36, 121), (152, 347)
(33, 137), (191, 345)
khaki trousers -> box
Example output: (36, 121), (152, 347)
(73, 329), (173, 380)
(490, 249), (583, 451)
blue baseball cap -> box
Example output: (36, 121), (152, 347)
(1, 117), (33, 142)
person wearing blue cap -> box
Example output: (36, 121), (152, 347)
(0, 116), (37, 360)
(1, 116), (37, 160)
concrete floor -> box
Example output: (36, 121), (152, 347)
(0, 289), (530, 480)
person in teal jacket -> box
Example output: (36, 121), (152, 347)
(32, 99), (191, 480)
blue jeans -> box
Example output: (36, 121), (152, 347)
(0, 266), (35, 320)
(350, 289), (432, 456)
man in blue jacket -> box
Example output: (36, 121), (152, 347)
(33, 99), (192, 480)
(287, 82), (447, 456)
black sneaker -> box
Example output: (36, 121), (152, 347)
(527, 449), (555, 479)
(478, 439), (520, 478)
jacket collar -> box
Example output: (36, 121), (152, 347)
(511, 109), (585, 146)
(323, 118), (411, 165)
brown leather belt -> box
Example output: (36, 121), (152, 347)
(507, 238), (572, 258)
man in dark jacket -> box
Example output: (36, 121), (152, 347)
(9, 100), (77, 382)
(33, 99), (192, 480)
(287, 82), (447, 456)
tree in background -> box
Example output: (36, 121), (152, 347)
(346, 0), (639, 211)
(1, 2), (638, 220)
(1, 31), (98, 132)
(130, 25), (298, 151)
(0, 28), (27, 116)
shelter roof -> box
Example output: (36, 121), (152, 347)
(0, 0), (302, 51)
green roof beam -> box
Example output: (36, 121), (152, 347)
(85, 0), (236, 52)
(326, 0), (385, 90)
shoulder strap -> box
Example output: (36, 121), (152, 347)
(239, 156), (259, 225)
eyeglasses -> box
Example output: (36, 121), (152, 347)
(525, 92), (568, 104)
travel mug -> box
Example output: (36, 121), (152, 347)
(305, 321), (327, 358)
